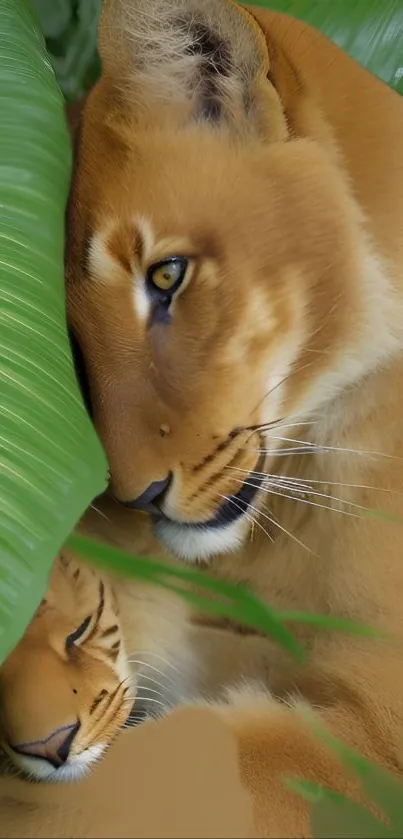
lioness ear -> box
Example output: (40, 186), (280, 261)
(98, 0), (288, 140)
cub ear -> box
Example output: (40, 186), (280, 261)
(98, 0), (288, 140)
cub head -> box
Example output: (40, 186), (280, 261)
(67, 0), (382, 562)
(0, 553), (131, 781)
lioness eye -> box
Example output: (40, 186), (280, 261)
(146, 257), (188, 298)
(66, 615), (91, 650)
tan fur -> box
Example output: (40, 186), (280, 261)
(0, 504), (191, 781)
(3, 2), (403, 835)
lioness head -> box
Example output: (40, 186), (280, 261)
(66, 0), (387, 561)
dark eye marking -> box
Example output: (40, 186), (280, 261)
(146, 256), (189, 328)
(66, 615), (91, 650)
(100, 624), (119, 639)
(151, 303), (173, 326)
(84, 581), (105, 644)
(66, 581), (106, 653)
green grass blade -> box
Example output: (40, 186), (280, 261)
(68, 533), (390, 661)
(68, 532), (304, 660)
(290, 711), (403, 835)
(287, 780), (393, 838)
(278, 611), (383, 639)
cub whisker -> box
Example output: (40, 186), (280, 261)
(135, 686), (171, 702)
(133, 672), (173, 693)
(129, 649), (185, 677)
(126, 659), (178, 689)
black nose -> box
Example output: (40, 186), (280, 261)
(12, 721), (80, 769)
(120, 473), (172, 513)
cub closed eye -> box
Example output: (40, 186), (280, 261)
(66, 615), (91, 650)
(146, 257), (188, 305)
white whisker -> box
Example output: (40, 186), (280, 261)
(240, 480), (364, 521)
(227, 466), (312, 492)
(129, 649), (184, 677)
(126, 659), (177, 689)
(222, 491), (317, 557)
(260, 435), (403, 462)
(255, 446), (317, 458)
(246, 499), (318, 556)
(131, 696), (168, 709)
(90, 503), (110, 522)
(254, 361), (316, 412)
(135, 686), (171, 701)
(135, 693), (174, 711)
(218, 494), (274, 543)
(258, 420), (318, 433)
(231, 468), (393, 519)
(265, 479), (396, 513)
(134, 673), (171, 692)
(226, 465), (400, 496)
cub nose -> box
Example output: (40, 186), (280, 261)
(11, 721), (80, 769)
(120, 473), (172, 512)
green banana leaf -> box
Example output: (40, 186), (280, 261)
(0, 0), (107, 663)
(246, 1), (403, 96)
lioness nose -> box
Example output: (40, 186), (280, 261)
(12, 721), (80, 768)
(120, 474), (172, 512)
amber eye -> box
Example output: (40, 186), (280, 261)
(146, 257), (188, 299)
